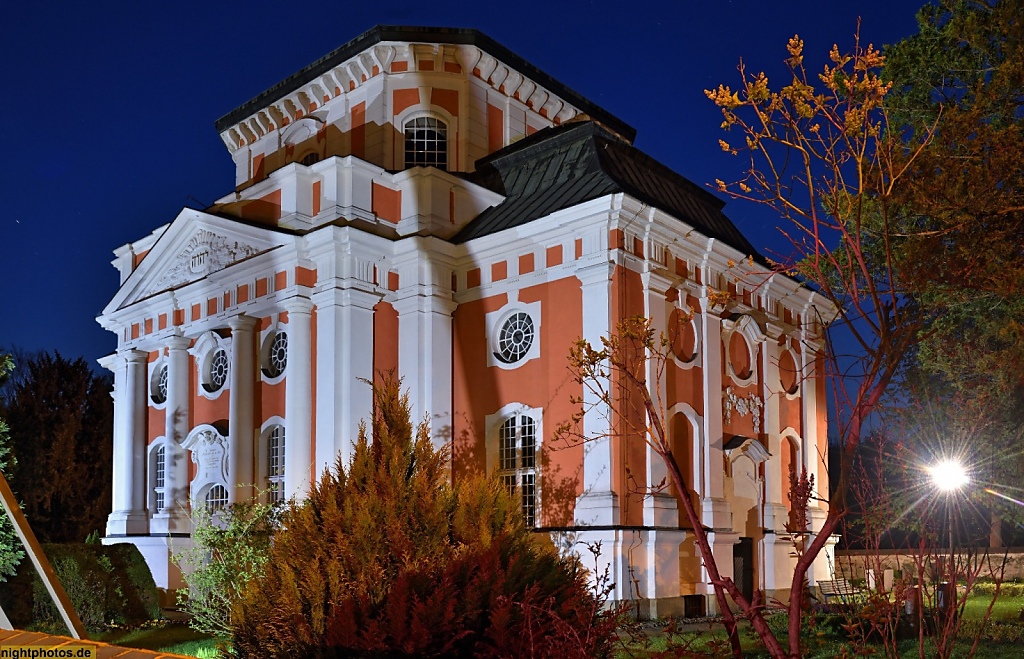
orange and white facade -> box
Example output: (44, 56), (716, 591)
(99, 26), (835, 613)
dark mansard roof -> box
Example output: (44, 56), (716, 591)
(453, 120), (759, 259)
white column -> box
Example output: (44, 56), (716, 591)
(762, 327), (788, 533)
(574, 262), (619, 526)
(153, 335), (190, 534)
(284, 297), (315, 498)
(699, 296), (731, 530)
(393, 291), (456, 448)
(642, 268), (678, 528)
(103, 350), (148, 536)
(227, 315), (257, 504)
(311, 288), (377, 480)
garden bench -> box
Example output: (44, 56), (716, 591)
(818, 578), (866, 604)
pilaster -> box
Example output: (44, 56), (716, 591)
(393, 291), (457, 449)
(573, 261), (619, 526)
(642, 267), (678, 527)
(699, 296), (731, 530)
(311, 287), (377, 478)
(283, 296), (315, 498)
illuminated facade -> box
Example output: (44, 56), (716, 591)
(98, 26), (834, 614)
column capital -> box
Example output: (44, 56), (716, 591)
(281, 295), (316, 315)
(392, 292), (457, 317)
(574, 261), (615, 287)
(641, 267), (676, 296)
(166, 334), (191, 351)
(311, 286), (380, 310)
(121, 349), (149, 365)
(228, 314), (259, 332)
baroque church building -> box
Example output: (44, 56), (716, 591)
(99, 26), (835, 614)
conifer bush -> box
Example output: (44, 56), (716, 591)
(231, 377), (616, 658)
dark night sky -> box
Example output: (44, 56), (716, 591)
(1, 0), (927, 368)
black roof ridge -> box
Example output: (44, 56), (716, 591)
(214, 25), (636, 141)
(474, 120), (620, 171)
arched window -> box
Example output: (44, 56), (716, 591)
(404, 117), (448, 170)
(205, 484), (229, 513)
(266, 426), (286, 503)
(498, 414), (537, 526)
(299, 152), (321, 166)
(154, 446), (166, 512)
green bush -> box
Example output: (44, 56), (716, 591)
(971, 580), (1024, 598)
(175, 495), (281, 639)
(30, 543), (159, 631)
(231, 377), (617, 658)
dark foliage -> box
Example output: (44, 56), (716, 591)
(231, 376), (616, 658)
(0, 350), (113, 543)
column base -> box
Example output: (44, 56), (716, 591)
(701, 497), (733, 530)
(150, 511), (192, 535)
(574, 491), (620, 526)
(643, 493), (679, 527)
(105, 510), (149, 536)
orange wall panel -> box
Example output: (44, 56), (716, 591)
(488, 104), (503, 152)
(373, 302), (399, 386)
(431, 88), (459, 117)
(371, 183), (401, 224)
(351, 102), (366, 158)
(392, 88), (420, 116)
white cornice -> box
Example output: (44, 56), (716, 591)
(217, 41), (583, 155)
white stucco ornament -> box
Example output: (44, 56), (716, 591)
(148, 230), (259, 295)
(189, 428), (228, 488)
(722, 386), (764, 433)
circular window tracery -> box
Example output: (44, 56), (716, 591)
(263, 332), (288, 378)
(496, 312), (535, 364)
(205, 349), (228, 393)
(151, 365), (168, 404)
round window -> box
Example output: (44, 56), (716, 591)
(206, 349), (229, 392)
(779, 349), (799, 395)
(669, 308), (697, 363)
(495, 312), (535, 364)
(263, 332), (288, 378)
(151, 364), (168, 404)
(729, 332), (752, 380)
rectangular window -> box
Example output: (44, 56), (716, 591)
(497, 414), (537, 527)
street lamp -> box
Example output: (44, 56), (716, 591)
(928, 459), (968, 622)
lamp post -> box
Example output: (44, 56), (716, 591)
(928, 460), (969, 622)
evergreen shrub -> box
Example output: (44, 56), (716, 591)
(231, 377), (617, 658)
(30, 543), (159, 631)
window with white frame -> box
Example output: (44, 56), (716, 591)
(154, 445), (166, 512)
(486, 300), (542, 370)
(205, 484), (229, 513)
(266, 425), (285, 503)
(151, 364), (168, 405)
(205, 349), (229, 393)
(498, 414), (538, 527)
(262, 331), (288, 379)
(404, 116), (448, 170)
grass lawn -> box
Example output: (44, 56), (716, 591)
(963, 592), (1024, 622)
(94, 621), (221, 658)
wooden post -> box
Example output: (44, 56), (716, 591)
(0, 472), (87, 639)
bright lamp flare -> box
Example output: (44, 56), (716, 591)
(929, 460), (969, 491)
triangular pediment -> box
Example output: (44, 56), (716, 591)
(106, 209), (291, 313)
